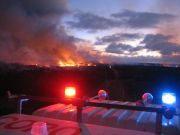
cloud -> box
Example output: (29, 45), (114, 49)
(104, 34), (180, 64)
(0, 0), (88, 65)
(105, 43), (142, 54)
(104, 55), (161, 64)
(162, 55), (180, 64)
(66, 11), (122, 30)
(142, 34), (180, 55)
(111, 10), (174, 28)
(67, 10), (174, 31)
(95, 33), (142, 45)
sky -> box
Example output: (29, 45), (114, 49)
(0, 0), (180, 66)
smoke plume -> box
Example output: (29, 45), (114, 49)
(0, 0), (85, 66)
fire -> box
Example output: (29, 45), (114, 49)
(58, 60), (76, 67)
(57, 45), (97, 67)
(58, 60), (96, 67)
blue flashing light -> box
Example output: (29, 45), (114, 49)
(162, 93), (176, 105)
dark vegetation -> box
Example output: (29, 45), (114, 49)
(0, 61), (180, 115)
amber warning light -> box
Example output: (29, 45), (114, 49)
(65, 86), (76, 98)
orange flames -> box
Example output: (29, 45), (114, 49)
(58, 60), (76, 67)
(58, 59), (96, 67)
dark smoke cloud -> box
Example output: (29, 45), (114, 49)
(0, 0), (85, 65)
(0, 0), (68, 17)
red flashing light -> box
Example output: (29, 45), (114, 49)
(65, 86), (76, 98)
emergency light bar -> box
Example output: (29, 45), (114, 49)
(90, 90), (108, 100)
(162, 92), (176, 105)
(17, 90), (177, 135)
(17, 95), (164, 134)
(161, 92), (177, 120)
(65, 86), (76, 98)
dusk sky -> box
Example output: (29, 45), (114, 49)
(0, 0), (180, 66)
